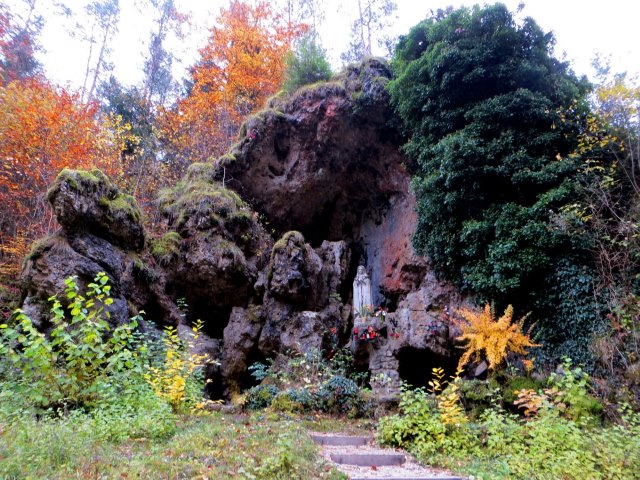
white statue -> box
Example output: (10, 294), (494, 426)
(353, 265), (373, 317)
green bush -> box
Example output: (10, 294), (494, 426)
(283, 33), (332, 93)
(270, 391), (305, 413)
(377, 372), (639, 479)
(316, 375), (360, 414)
(388, 3), (600, 365)
(246, 384), (279, 410)
(244, 350), (372, 416)
(546, 357), (604, 421)
(377, 385), (474, 458)
(284, 388), (316, 411)
(0, 272), (143, 411)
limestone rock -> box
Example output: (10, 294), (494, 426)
(47, 169), (145, 251)
(222, 306), (265, 394)
(21, 169), (180, 328)
(157, 162), (273, 331)
(211, 58), (408, 246)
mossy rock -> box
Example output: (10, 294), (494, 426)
(98, 193), (141, 225)
(46, 168), (145, 251)
(184, 162), (221, 184)
(132, 256), (159, 282)
(24, 234), (57, 263)
(271, 231), (305, 255)
(46, 168), (115, 201)
(150, 231), (182, 266)
(159, 179), (247, 235)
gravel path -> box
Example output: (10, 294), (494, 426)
(311, 432), (467, 479)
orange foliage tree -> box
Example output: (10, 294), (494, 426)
(161, 0), (306, 164)
(0, 78), (125, 277)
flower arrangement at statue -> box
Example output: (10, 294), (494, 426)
(353, 306), (399, 342)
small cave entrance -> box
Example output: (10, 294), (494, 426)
(397, 347), (458, 389)
(238, 350), (272, 391)
(185, 301), (232, 340)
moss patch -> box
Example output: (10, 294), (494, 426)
(99, 193), (142, 224)
(150, 232), (182, 266)
(47, 168), (114, 201)
(271, 230), (305, 255)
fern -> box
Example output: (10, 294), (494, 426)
(455, 304), (539, 371)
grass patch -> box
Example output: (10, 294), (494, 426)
(0, 411), (346, 479)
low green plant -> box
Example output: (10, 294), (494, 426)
(377, 363), (639, 479)
(0, 272), (142, 410)
(245, 349), (372, 416)
(545, 357), (604, 420)
(249, 360), (273, 382)
(246, 384), (279, 410)
(144, 319), (215, 413)
(317, 375), (360, 414)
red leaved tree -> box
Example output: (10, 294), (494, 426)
(160, 0), (306, 165)
(0, 78), (125, 278)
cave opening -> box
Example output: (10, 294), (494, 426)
(186, 301), (232, 340)
(397, 347), (458, 389)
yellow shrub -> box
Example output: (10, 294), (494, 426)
(145, 320), (215, 413)
(455, 304), (539, 371)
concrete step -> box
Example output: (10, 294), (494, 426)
(310, 434), (372, 446)
(330, 452), (406, 466)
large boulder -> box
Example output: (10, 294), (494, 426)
(221, 232), (352, 394)
(156, 162), (272, 335)
(21, 169), (180, 328)
(47, 169), (145, 251)
(212, 58), (408, 246)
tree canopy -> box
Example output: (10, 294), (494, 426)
(388, 4), (596, 361)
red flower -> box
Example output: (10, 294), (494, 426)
(353, 328), (359, 335)
(330, 327), (337, 334)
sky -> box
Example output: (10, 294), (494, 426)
(16, 0), (640, 90)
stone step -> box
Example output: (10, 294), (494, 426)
(310, 434), (372, 446)
(330, 453), (406, 466)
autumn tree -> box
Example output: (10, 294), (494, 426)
(160, 1), (307, 164)
(0, 78), (125, 276)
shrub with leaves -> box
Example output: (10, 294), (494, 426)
(455, 304), (539, 371)
(316, 375), (360, 414)
(246, 384), (279, 410)
(144, 319), (215, 413)
(378, 364), (637, 479)
(0, 272), (142, 410)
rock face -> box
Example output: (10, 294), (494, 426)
(157, 162), (272, 337)
(20, 59), (465, 401)
(215, 58), (407, 245)
(21, 169), (180, 329)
